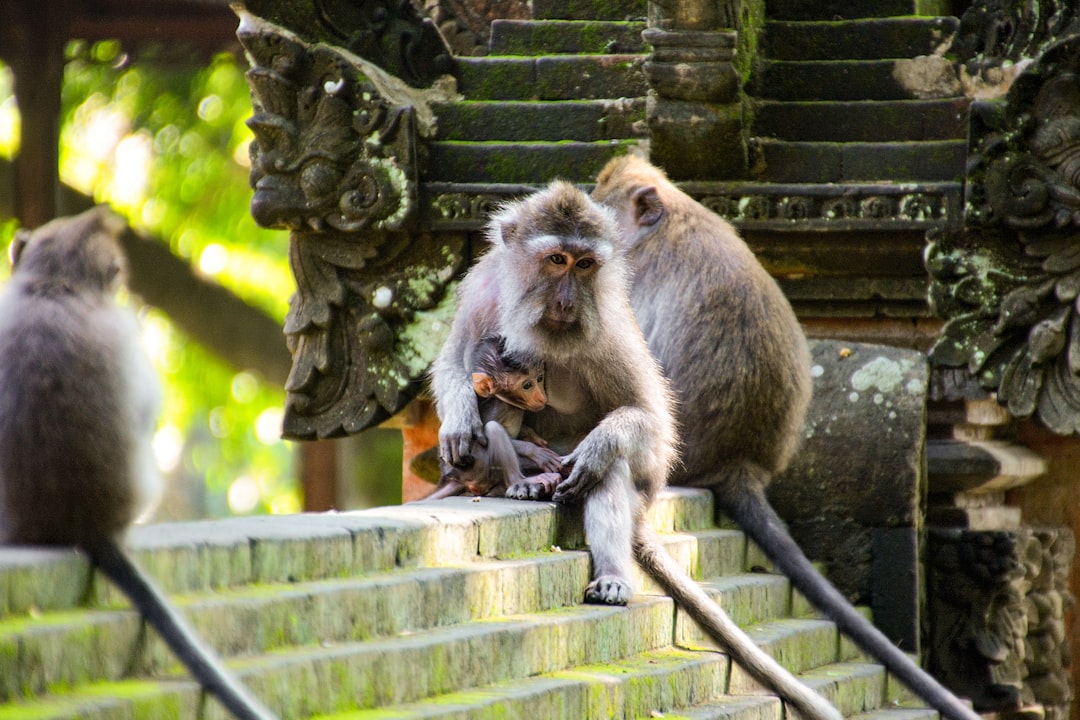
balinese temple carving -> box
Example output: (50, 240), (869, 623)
(926, 527), (1074, 719)
(237, 10), (465, 438)
(927, 25), (1080, 433)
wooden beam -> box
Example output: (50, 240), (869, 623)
(1, 0), (71, 226)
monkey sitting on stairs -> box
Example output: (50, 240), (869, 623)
(592, 154), (980, 720)
(431, 180), (844, 720)
(0, 207), (276, 720)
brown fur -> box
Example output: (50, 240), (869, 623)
(428, 335), (560, 499)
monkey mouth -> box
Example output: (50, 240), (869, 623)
(540, 317), (577, 333)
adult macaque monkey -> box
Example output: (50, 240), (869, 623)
(0, 208), (277, 720)
(432, 181), (842, 720)
(426, 335), (562, 500)
(593, 155), (979, 720)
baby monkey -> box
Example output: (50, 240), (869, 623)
(427, 335), (562, 500)
(0, 207), (276, 720)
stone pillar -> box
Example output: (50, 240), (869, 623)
(644, 0), (756, 180)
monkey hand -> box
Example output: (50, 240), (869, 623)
(551, 445), (610, 504)
(438, 407), (487, 469)
(517, 425), (548, 448)
(517, 443), (562, 474)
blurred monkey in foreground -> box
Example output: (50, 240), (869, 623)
(593, 155), (978, 720)
(0, 207), (276, 720)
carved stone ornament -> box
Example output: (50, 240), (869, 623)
(926, 36), (1080, 433)
(237, 10), (466, 439)
(926, 527), (1075, 717)
(241, 0), (454, 89)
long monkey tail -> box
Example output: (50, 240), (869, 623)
(633, 525), (844, 720)
(717, 462), (980, 720)
(83, 539), (279, 720)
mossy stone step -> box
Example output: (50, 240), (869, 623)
(425, 141), (637, 183)
(430, 100), (645, 142)
(756, 60), (962, 102)
(1, 590), (863, 718)
(308, 659), (901, 720)
(767, 0), (954, 21)
(454, 55), (646, 101)
(0, 488), (716, 618)
(3, 526), (752, 701)
(753, 99), (969, 143)
(312, 647), (731, 720)
(762, 18), (958, 61)
(532, 0), (647, 22)
(753, 140), (966, 182)
(489, 19), (647, 55)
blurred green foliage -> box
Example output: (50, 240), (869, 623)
(0, 44), (313, 517)
(63, 41), (304, 517)
(1, 41), (408, 516)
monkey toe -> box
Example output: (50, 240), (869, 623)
(505, 478), (553, 501)
(584, 576), (632, 606)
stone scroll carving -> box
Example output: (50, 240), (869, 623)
(237, 10), (465, 439)
(926, 33), (1080, 433)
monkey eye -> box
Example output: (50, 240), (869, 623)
(522, 381), (533, 390)
(575, 258), (595, 269)
(549, 253), (567, 265)
(536, 374), (544, 384)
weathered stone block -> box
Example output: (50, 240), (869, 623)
(773, 339), (927, 608)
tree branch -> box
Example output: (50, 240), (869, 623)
(1, 162), (293, 387)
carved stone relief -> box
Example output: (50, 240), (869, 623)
(926, 527), (1074, 718)
(927, 37), (1080, 433)
(237, 11), (465, 438)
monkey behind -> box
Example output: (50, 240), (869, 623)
(0, 208), (161, 544)
(593, 155), (980, 720)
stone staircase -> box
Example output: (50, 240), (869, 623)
(752, 1), (966, 186)
(0, 489), (935, 719)
(423, 0), (648, 193)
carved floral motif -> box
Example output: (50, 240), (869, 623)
(238, 12), (465, 438)
(927, 38), (1080, 433)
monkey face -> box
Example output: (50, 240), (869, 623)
(529, 243), (602, 333)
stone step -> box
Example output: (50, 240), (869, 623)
(425, 141), (636, 183)
(532, 0), (647, 22)
(753, 140), (966, 182)
(489, 19), (647, 55)
(0, 488), (717, 618)
(0, 597), (858, 719)
(762, 18), (958, 61)
(0, 529), (769, 702)
(430, 99), (645, 142)
(455, 54), (646, 101)
(756, 60), (961, 101)
(767, 1), (953, 21)
(315, 658), (898, 720)
(753, 99), (969, 142)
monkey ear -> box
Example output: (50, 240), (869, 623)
(498, 220), (519, 246)
(9, 229), (30, 268)
(472, 372), (496, 397)
(631, 186), (664, 227)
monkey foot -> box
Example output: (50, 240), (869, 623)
(584, 575), (632, 606)
(505, 472), (560, 500)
